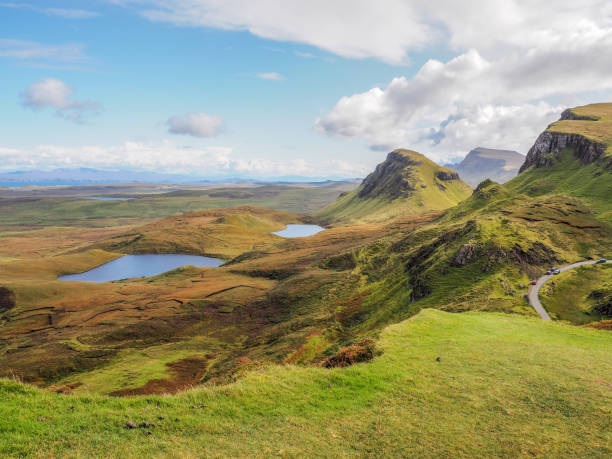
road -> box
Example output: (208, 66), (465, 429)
(527, 259), (610, 320)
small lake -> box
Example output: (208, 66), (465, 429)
(82, 197), (133, 201)
(58, 254), (223, 282)
(272, 224), (325, 238)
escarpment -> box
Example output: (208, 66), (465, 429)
(519, 130), (607, 173)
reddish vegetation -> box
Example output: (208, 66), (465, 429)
(585, 320), (612, 331)
(50, 382), (83, 395)
(109, 356), (209, 396)
(334, 293), (368, 327)
(322, 338), (376, 368)
(285, 330), (322, 364)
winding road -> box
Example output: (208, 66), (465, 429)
(527, 259), (611, 320)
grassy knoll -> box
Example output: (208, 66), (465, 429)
(1, 310), (611, 458)
(541, 263), (612, 324)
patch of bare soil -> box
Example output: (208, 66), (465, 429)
(109, 356), (210, 396)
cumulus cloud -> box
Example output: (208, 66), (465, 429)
(0, 142), (370, 178)
(0, 2), (99, 19)
(256, 72), (285, 81)
(167, 113), (225, 138)
(21, 78), (102, 123)
(112, 0), (431, 64)
(317, 39), (612, 161)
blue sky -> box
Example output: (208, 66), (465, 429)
(1, 1), (611, 178)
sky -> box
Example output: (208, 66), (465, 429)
(1, 0), (611, 179)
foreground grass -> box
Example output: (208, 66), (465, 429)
(1, 310), (610, 458)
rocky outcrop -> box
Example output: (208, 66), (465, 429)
(435, 170), (460, 181)
(0, 287), (15, 313)
(560, 109), (598, 121)
(519, 131), (607, 173)
(453, 244), (477, 266)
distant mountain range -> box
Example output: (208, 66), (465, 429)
(447, 147), (525, 187)
(0, 168), (359, 187)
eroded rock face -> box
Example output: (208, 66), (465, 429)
(0, 287), (16, 313)
(453, 244), (476, 266)
(560, 109), (598, 121)
(435, 170), (460, 181)
(519, 131), (607, 173)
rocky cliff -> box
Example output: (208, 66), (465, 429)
(519, 130), (607, 173)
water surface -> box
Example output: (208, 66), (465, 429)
(272, 224), (325, 238)
(58, 254), (223, 282)
(82, 197), (132, 201)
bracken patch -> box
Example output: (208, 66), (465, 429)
(322, 338), (376, 368)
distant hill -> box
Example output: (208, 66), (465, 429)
(316, 149), (472, 224)
(449, 147), (524, 186)
(0, 168), (362, 187)
(0, 168), (213, 187)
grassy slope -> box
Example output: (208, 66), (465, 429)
(315, 150), (472, 225)
(507, 148), (612, 222)
(1, 310), (611, 458)
(541, 263), (612, 324)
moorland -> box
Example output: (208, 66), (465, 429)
(0, 103), (611, 457)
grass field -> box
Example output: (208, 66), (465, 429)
(1, 310), (610, 458)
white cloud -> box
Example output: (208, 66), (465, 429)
(317, 39), (612, 161)
(21, 78), (102, 123)
(0, 39), (87, 62)
(112, 0), (431, 65)
(0, 142), (370, 178)
(112, 1), (612, 66)
(256, 72), (284, 81)
(167, 113), (225, 137)
(0, 3), (99, 19)
(111, 1), (612, 163)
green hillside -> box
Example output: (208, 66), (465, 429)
(316, 149), (472, 224)
(1, 310), (610, 458)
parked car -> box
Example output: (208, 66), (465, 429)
(595, 258), (607, 264)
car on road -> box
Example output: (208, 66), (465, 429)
(552, 269), (561, 275)
(545, 270), (552, 275)
(531, 280), (537, 285)
(595, 258), (607, 264)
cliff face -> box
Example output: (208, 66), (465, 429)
(519, 131), (607, 173)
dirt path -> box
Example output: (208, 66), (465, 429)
(527, 259), (610, 320)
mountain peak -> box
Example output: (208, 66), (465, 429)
(451, 147), (524, 187)
(316, 149), (472, 224)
